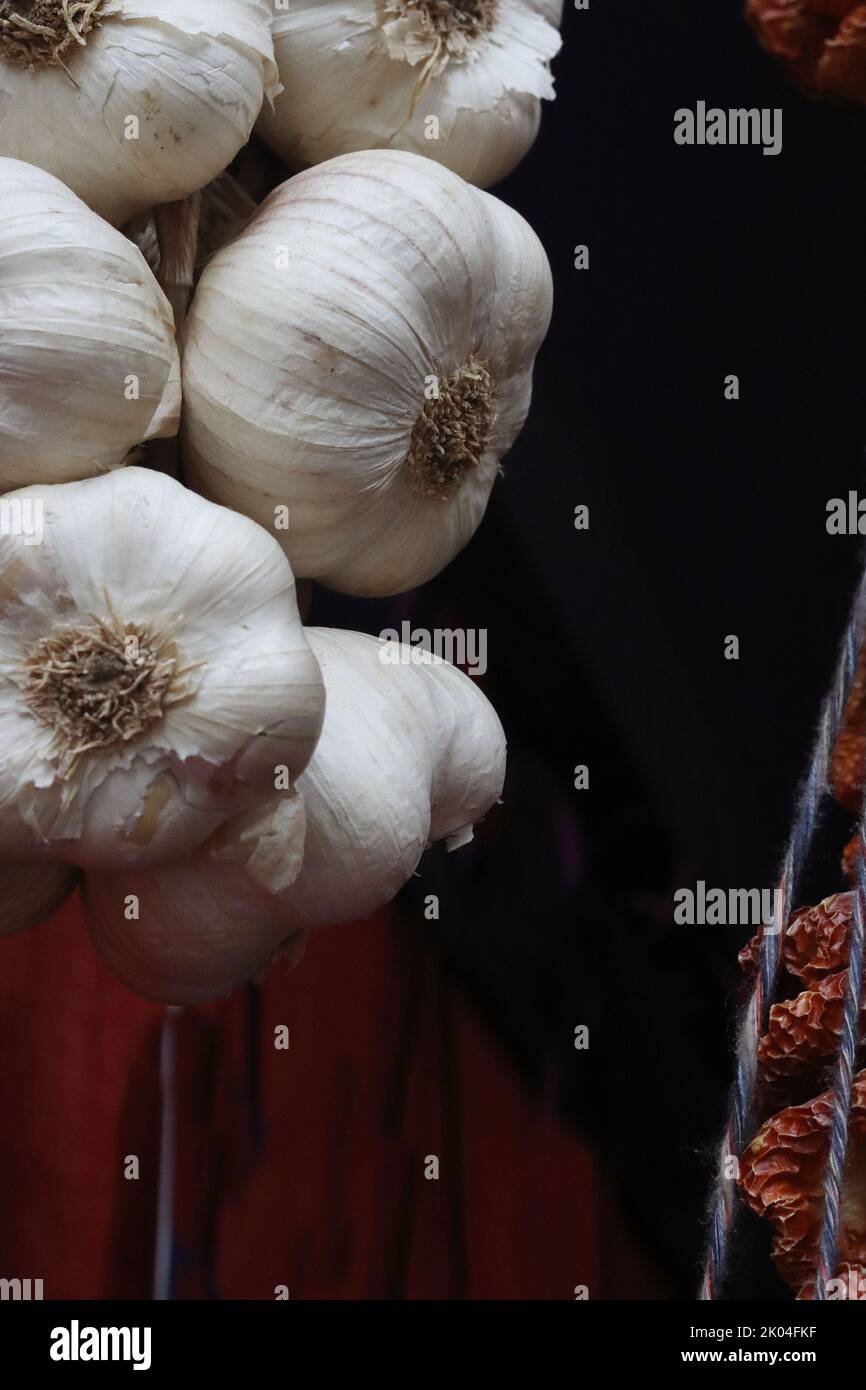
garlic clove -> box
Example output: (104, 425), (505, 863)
(83, 626), (506, 1003)
(256, 0), (563, 189)
(0, 857), (78, 939)
(0, 1), (280, 227)
(82, 789), (306, 1004)
(0, 467), (324, 870)
(0, 158), (180, 492)
(182, 150), (553, 597)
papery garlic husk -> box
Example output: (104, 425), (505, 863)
(83, 789), (309, 1003)
(182, 150), (553, 597)
(256, 1), (563, 189)
(126, 173), (259, 288)
(0, 856), (78, 938)
(0, 158), (180, 492)
(0, 467), (324, 871)
(0, 0), (279, 227)
(83, 627), (507, 1003)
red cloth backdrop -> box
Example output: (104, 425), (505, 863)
(0, 892), (665, 1299)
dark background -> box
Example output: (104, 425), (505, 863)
(311, 0), (866, 1298)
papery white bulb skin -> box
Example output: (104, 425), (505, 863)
(0, 0), (280, 226)
(0, 158), (180, 493)
(0, 467), (324, 871)
(256, 0), (564, 189)
(83, 790), (309, 1003)
(0, 857), (78, 939)
(182, 150), (553, 597)
(284, 628), (508, 921)
(83, 627), (507, 1003)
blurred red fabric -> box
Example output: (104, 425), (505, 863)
(0, 892), (665, 1299)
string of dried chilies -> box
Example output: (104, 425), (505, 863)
(701, 565), (866, 1300)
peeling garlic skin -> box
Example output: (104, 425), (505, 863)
(0, 0), (280, 226)
(83, 628), (506, 1004)
(182, 149), (553, 597)
(0, 468), (324, 871)
(256, 0), (563, 189)
(0, 158), (180, 493)
(0, 858), (77, 939)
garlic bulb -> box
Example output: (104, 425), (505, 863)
(0, 857), (77, 938)
(0, 0), (279, 226)
(182, 150), (553, 597)
(83, 790), (309, 1003)
(272, 627), (507, 922)
(83, 627), (507, 1002)
(0, 158), (180, 492)
(256, 1), (563, 189)
(0, 467), (324, 871)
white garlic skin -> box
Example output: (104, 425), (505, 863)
(0, 1), (280, 227)
(83, 628), (507, 1003)
(283, 628), (507, 925)
(256, 0), (563, 189)
(0, 158), (180, 493)
(182, 150), (553, 597)
(0, 467), (324, 871)
(82, 792), (307, 1003)
(0, 858), (78, 939)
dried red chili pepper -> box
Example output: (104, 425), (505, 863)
(739, 1071), (866, 1288)
(782, 894), (853, 982)
(740, 893), (852, 983)
(842, 832), (860, 885)
(746, 1), (866, 105)
(759, 968), (865, 1079)
(831, 638), (866, 809)
(797, 1261), (866, 1297)
(737, 628), (866, 1288)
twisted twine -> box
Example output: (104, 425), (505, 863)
(700, 566), (866, 1300)
(813, 828), (866, 1298)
